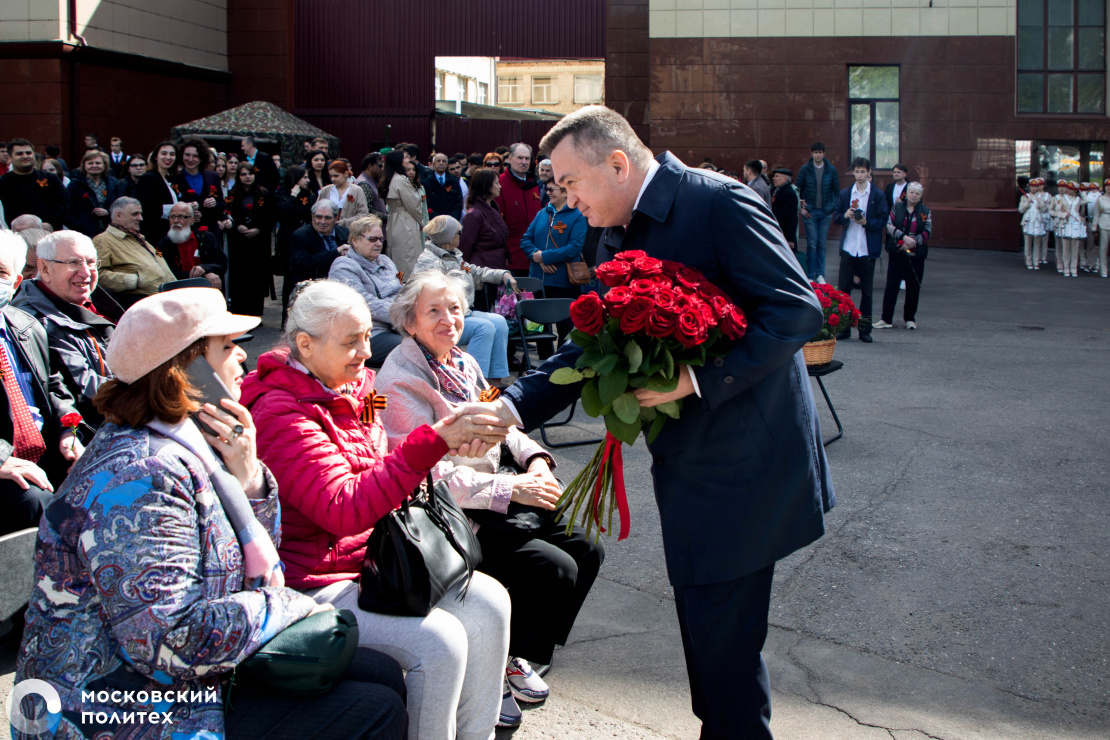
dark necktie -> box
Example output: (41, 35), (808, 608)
(0, 343), (45, 463)
(324, 234), (337, 251)
(438, 175), (445, 186)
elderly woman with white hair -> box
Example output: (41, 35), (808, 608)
(411, 215), (517, 386)
(376, 270), (604, 727)
(242, 279), (514, 740)
(328, 215), (405, 359)
(876, 181), (932, 330)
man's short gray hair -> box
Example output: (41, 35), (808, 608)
(507, 143), (532, 158)
(110, 196), (141, 219)
(35, 229), (94, 261)
(0, 230), (28, 278)
(311, 199), (340, 218)
(389, 270), (470, 336)
(282, 279), (371, 361)
(539, 105), (653, 170)
(10, 214), (43, 232)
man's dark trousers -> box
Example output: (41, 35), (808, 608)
(675, 564), (775, 739)
(837, 252), (876, 337)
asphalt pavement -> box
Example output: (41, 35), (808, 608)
(3, 243), (1108, 739)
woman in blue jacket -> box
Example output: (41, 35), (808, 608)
(519, 182), (586, 344)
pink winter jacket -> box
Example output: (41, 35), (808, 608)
(240, 349), (449, 590)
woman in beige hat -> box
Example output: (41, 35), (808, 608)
(14, 287), (409, 739)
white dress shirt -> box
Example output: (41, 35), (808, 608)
(842, 182), (871, 258)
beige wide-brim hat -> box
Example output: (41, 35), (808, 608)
(106, 288), (260, 383)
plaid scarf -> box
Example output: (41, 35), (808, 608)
(417, 340), (475, 404)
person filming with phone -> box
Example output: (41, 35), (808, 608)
(14, 287), (410, 739)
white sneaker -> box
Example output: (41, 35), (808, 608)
(816, 275), (826, 284)
(497, 683), (523, 727)
(506, 657), (550, 703)
(906, 321), (917, 330)
(872, 319), (893, 329)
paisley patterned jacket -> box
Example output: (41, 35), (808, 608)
(15, 423), (317, 739)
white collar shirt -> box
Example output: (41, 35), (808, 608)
(892, 181), (906, 203)
(843, 182), (871, 258)
(632, 159), (660, 214)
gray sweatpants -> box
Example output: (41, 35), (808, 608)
(308, 573), (510, 740)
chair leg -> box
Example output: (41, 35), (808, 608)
(816, 376), (843, 446)
(537, 400), (603, 448)
(544, 400), (578, 428)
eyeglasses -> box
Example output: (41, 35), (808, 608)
(484, 161), (501, 167)
(361, 236), (384, 244)
(45, 258), (100, 271)
(130, 163), (146, 168)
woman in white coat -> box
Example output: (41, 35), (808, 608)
(1052, 181), (1086, 277)
(1019, 178), (1049, 270)
(316, 160), (369, 229)
(382, 150), (425, 278)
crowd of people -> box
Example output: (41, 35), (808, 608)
(0, 119), (942, 739)
(1019, 177), (1109, 278)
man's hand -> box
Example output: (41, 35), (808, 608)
(337, 244), (350, 256)
(244, 228), (260, 238)
(59, 430), (84, 472)
(202, 196), (217, 209)
(633, 367), (695, 408)
(218, 219), (232, 231)
(92, 208), (108, 218)
(205, 273), (223, 290)
(189, 266), (206, 278)
(532, 252), (544, 264)
(0, 456), (52, 491)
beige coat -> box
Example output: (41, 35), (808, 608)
(316, 182), (369, 228)
(92, 225), (176, 296)
(375, 337), (548, 514)
(385, 173), (426, 277)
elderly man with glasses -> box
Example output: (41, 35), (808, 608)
(14, 230), (123, 427)
(155, 202), (227, 290)
(287, 200), (350, 291)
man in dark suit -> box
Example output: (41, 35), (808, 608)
(287, 200), (350, 288)
(108, 137), (129, 179)
(0, 231), (83, 535)
(462, 106), (835, 739)
(835, 157), (889, 343)
(241, 136), (280, 194)
(883, 163), (909, 209)
(422, 153), (463, 221)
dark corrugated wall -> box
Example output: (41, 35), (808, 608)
(292, 0), (604, 158)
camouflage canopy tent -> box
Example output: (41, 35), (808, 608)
(170, 101), (340, 166)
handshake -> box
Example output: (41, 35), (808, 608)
(431, 399), (519, 458)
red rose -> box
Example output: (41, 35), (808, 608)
(660, 259), (684, 276)
(720, 305), (748, 340)
(645, 306), (678, 339)
(828, 313), (841, 327)
(675, 307), (709, 348)
(819, 295), (832, 308)
(569, 293), (606, 335)
(199, 226), (209, 232)
(60, 412), (82, 429)
(615, 250), (648, 262)
(675, 267), (704, 291)
(655, 287), (680, 311)
(618, 296), (654, 334)
(187, 189), (196, 195)
(709, 295), (731, 320)
(596, 260), (633, 287)
(629, 279), (659, 297)
(602, 286), (634, 319)
(694, 298), (717, 326)
(632, 256), (664, 277)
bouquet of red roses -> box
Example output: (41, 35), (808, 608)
(809, 281), (861, 341)
(550, 251), (748, 541)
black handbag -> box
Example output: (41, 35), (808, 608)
(358, 474), (482, 617)
(236, 608), (360, 697)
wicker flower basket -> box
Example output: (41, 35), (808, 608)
(803, 338), (836, 366)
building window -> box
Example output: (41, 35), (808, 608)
(532, 76), (557, 104)
(1017, 0), (1105, 113)
(848, 66), (899, 170)
(498, 76), (522, 104)
(574, 74), (603, 104)
(435, 71), (445, 101)
(478, 82), (488, 105)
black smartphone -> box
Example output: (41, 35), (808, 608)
(185, 354), (236, 437)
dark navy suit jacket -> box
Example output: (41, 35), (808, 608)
(835, 184), (889, 259)
(503, 152), (836, 587)
(422, 172), (463, 221)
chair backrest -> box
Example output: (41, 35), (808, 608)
(515, 297), (573, 326)
(513, 276), (545, 296)
(0, 528), (38, 622)
(159, 277), (212, 292)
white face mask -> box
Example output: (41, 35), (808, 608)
(0, 277), (14, 309)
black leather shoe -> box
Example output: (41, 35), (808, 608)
(835, 331), (850, 341)
(859, 333), (873, 343)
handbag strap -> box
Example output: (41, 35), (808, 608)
(421, 473), (476, 593)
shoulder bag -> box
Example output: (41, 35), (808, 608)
(235, 608), (360, 697)
(358, 473), (482, 617)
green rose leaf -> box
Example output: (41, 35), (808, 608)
(639, 405), (657, 422)
(655, 400), (681, 419)
(646, 412), (667, 444)
(624, 340), (644, 374)
(550, 367), (585, 385)
(594, 354), (620, 376)
(569, 329), (598, 347)
(604, 411), (641, 446)
(612, 392), (641, 425)
(577, 345), (605, 368)
(645, 375), (679, 393)
(663, 347), (675, 379)
(598, 369), (629, 407)
(580, 378), (603, 417)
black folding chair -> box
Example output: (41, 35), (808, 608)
(515, 298), (602, 448)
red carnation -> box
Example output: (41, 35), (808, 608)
(618, 296), (654, 334)
(631, 256), (664, 277)
(596, 260), (633, 288)
(198, 226), (209, 232)
(569, 293), (606, 335)
(187, 189), (196, 195)
(819, 295), (832, 308)
(675, 307), (709, 348)
(828, 313), (841, 326)
(615, 250), (648, 262)
(60, 412), (82, 430)
(602, 286), (634, 319)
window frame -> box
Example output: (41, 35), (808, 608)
(531, 76), (557, 105)
(498, 76), (523, 105)
(1016, 0), (1106, 115)
(573, 74), (604, 104)
(847, 65), (901, 171)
